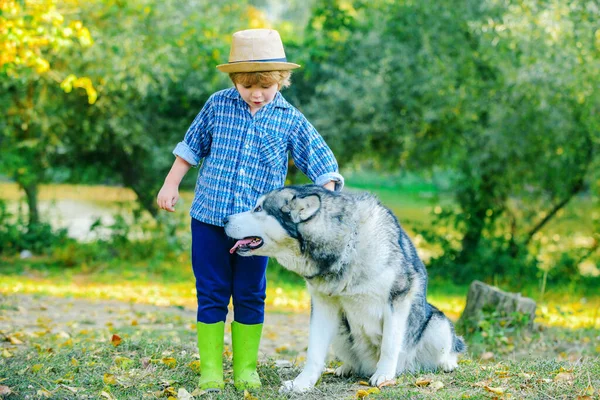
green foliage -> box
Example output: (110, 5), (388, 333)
(0, 200), (70, 255)
(458, 305), (534, 355)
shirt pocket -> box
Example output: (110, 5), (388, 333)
(258, 128), (287, 171)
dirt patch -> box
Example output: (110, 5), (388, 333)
(0, 293), (310, 362)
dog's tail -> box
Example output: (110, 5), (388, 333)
(453, 335), (467, 353)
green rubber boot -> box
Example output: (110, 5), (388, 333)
(196, 321), (225, 392)
(232, 321), (263, 390)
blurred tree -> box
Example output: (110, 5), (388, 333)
(298, 0), (600, 283)
(0, 0), (94, 228)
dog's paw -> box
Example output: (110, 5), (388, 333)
(439, 358), (458, 372)
(370, 369), (396, 387)
(279, 379), (313, 393)
(334, 363), (353, 377)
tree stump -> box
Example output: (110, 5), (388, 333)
(457, 280), (537, 331)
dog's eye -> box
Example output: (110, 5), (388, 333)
(253, 205), (262, 213)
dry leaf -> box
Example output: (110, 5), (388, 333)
(275, 345), (289, 353)
(188, 360), (201, 374)
(430, 381), (444, 391)
(244, 389), (258, 400)
(114, 356), (133, 369)
(480, 352), (494, 361)
(131, 320), (138, 326)
(100, 391), (117, 400)
(2, 349), (12, 358)
(110, 334), (122, 347)
(0, 386), (12, 396)
(415, 377), (432, 387)
(7, 335), (23, 345)
(177, 388), (193, 400)
(356, 389), (370, 398)
(378, 379), (396, 388)
(484, 386), (505, 395)
(162, 357), (177, 369)
(191, 388), (205, 396)
(37, 389), (53, 398)
(358, 380), (370, 386)
(141, 357), (151, 369)
(71, 357), (79, 366)
(582, 385), (595, 396)
(518, 373), (533, 379)
(103, 373), (117, 385)
(554, 372), (575, 383)
(31, 364), (43, 373)
(367, 387), (381, 394)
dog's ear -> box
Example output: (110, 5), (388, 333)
(286, 195), (321, 223)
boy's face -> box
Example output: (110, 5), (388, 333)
(235, 82), (278, 113)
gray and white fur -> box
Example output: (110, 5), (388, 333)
(224, 185), (465, 393)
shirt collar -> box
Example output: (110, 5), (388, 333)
(224, 87), (292, 110)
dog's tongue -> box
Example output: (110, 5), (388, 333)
(230, 238), (254, 254)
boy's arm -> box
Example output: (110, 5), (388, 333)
(289, 114), (344, 191)
(157, 156), (192, 212)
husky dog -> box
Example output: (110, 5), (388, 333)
(224, 185), (465, 393)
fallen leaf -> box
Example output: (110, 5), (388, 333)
(37, 389), (53, 398)
(275, 345), (289, 353)
(2, 349), (12, 358)
(103, 373), (117, 385)
(188, 360), (201, 374)
(378, 379), (396, 388)
(131, 320), (138, 326)
(71, 357), (79, 366)
(356, 389), (370, 398)
(430, 381), (444, 391)
(484, 386), (505, 395)
(244, 389), (258, 400)
(110, 334), (122, 347)
(100, 391), (117, 400)
(191, 388), (205, 396)
(415, 377), (432, 387)
(141, 357), (151, 369)
(518, 373), (533, 379)
(177, 388), (193, 400)
(480, 352), (494, 361)
(6, 336), (23, 345)
(0, 386), (11, 396)
(367, 387), (381, 394)
(358, 380), (370, 386)
(114, 356), (134, 369)
(31, 364), (43, 373)
(162, 357), (177, 369)
(554, 372), (575, 383)
(582, 385), (595, 396)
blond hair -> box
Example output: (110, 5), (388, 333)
(229, 70), (292, 90)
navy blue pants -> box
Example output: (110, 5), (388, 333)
(191, 218), (268, 324)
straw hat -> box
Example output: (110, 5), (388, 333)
(216, 29), (300, 73)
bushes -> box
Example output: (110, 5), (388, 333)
(0, 199), (70, 255)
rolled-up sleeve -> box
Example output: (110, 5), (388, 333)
(289, 114), (344, 191)
(173, 98), (213, 166)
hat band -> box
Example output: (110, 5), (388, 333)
(229, 57), (288, 64)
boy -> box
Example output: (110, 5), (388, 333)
(157, 29), (344, 392)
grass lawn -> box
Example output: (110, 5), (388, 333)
(1, 178), (599, 399)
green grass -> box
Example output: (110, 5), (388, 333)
(1, 301), (598, 400)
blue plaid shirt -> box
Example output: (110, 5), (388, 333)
(173, 87), (344, 227)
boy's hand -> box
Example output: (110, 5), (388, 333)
(157, 183), (179, 212)
(323, 181), (336, 191)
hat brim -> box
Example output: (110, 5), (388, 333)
(216, 62), (301, 73)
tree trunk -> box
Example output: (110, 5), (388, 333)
(22, 183), (40, 228)
(457, 280), (537, 331)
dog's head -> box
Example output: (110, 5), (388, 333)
(224, 185), (325, 257)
